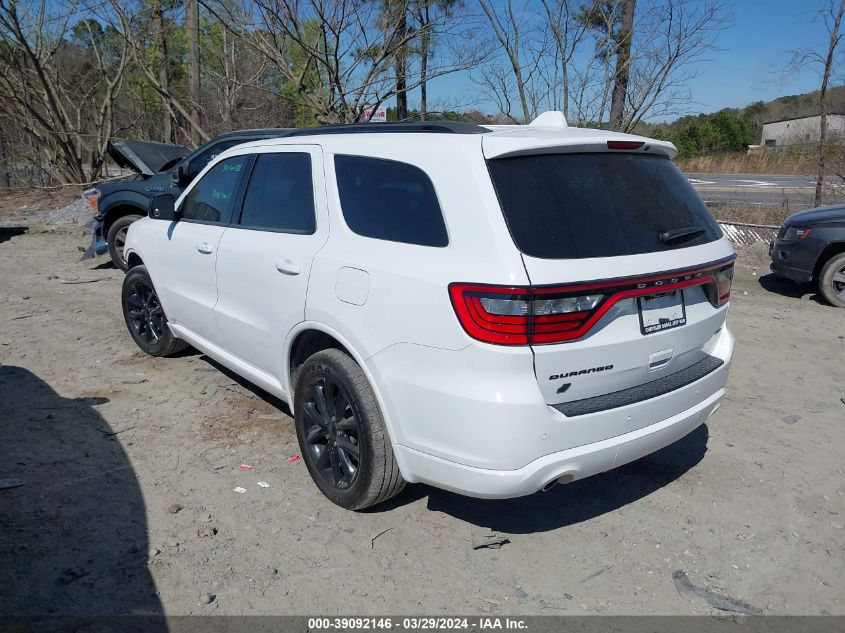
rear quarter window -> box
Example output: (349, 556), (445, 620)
(334, 155), (448, 247)
(487, 153), (722, 259)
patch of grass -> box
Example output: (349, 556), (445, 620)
(677, 151), (816, 175)
(709, 203), (790, 225)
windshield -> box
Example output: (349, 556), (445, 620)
(487, 153), (722, 259)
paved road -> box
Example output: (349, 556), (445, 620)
(685, 172), (844, 207)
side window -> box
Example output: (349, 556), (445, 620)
(181, 155), (250, 224)
(334, 155), (448, 247)
(239, 153), (315, 233)
(186, 139), (244, 179)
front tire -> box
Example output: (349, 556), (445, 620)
(108, 214), (143, 271)
(819, 252), (845, 308)
(121, 266), (187, 357)
(294, 349), (405, 510)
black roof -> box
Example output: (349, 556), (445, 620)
(284, 121), (489, 137)
(212, 128), (291, 140)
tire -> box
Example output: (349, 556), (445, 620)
(294, 349), (405, 510)
(819, 252), (845, 308)
(121, 265), (188, 357)
(107, 214), (143, 271)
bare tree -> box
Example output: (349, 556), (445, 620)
(186, 0), (202, 144)
(0, 0), (129, 183)
(414, 0), (460, 120)
(382, 0), (411, 120)
(539, 0), (590, 119)
(622, 0), (729, 131)
(609, 0), (635, 130)
(201, 0), (486, 124)
(476, 0), (727, 129)
(478, 0), (536, 123)
(152, 0), (173, 142)
(798, 0), (845, 206)
(109, 0), (210, 144)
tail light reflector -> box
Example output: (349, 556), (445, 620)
(450, 285), (530, 345)
(715, 264), (733, 305)
(450, 258), (735, 345)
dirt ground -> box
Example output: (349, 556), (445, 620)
(0, 219), (843, 617)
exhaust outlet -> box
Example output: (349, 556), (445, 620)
(541, 474), (575, 492)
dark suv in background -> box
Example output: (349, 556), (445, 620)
(770, 204), (845, 307)
(84, 128), (288, 269)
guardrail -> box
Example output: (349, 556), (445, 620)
(717, 221), (778, 246)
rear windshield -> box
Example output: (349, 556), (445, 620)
(487, 153), (721, 259)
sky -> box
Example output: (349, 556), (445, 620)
(423, 0), (833, 121)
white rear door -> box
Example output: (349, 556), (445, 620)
(213, 145), (328, 381)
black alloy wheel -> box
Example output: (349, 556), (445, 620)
(293, 349), (405, 509)
(125, 278), (165, 346)
(301, 376), (361, 490)
(121, 265), (187, 357)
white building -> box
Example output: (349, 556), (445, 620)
(760, 114), (845, 148)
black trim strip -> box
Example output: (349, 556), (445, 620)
(552, 355), (724, 417)
(530, 254), (736, 291)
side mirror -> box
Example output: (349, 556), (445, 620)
(149, 194), (179, 221)
(171, 166), (189, 188)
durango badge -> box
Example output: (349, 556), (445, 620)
(549, 365), (614, 380)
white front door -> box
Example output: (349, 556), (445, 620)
(156, 154), (251, 343)
(213, 145), (328, 381)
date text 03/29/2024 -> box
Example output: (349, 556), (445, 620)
(307, 617), (528, 630)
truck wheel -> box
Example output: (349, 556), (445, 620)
(819, 252), (845, 308)
(121, 265), (187, 357)
(108, 214), (143, 271)
(294, 349), (405, 510)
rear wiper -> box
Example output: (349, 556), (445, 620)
(659, 226), (706, 244)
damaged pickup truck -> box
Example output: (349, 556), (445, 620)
(83, 129), (288, 270)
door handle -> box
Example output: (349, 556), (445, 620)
(275, 259), (301, 275)
(196, 242), (213, 254)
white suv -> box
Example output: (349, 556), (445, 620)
(122, 113), (735, 510)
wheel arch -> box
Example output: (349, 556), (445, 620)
(125, 251), (144, 269)
(283, 323), (406, 468)
(812, 241), (845, 280)
(101, 200), (148, 235)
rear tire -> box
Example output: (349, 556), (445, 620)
(819, 252), (845, 308)
(121, 265), (187, 357)
(108, 214), (143, 271)
(294, 349), (405, 510)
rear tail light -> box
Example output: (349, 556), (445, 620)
(450, 284), (607, 346)
(715, 264), (733, 306)
(450, 259), (735, 346)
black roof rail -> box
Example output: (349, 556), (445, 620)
(283, 121), (489, 137)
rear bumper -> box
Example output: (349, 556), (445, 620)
(368, 326), (733, 498)
(395, 388), (721, 499)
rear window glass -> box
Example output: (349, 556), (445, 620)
(487, 153), (721, 259)
(334, 155), (448, 247)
